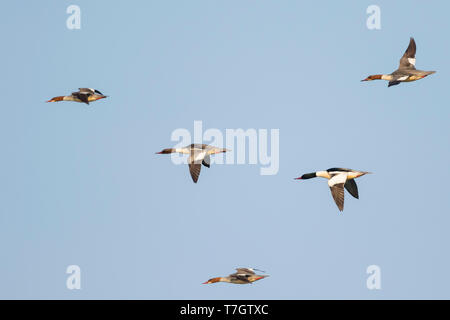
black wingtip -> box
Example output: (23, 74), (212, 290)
(388, 81), (400, 87)
(202, 160), (210, 168)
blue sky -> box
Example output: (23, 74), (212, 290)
(0, 1), (449, 299)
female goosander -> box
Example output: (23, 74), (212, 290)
(156, 144), (228, 183)
(203, 268), (269, 285)
(362, 37), (436, 87)
(47, 88), (108, 105)
(295, 168), (371, 212)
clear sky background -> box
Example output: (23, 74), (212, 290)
(0, 1), (449, 299)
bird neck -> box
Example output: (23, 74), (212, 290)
(47, 96), (66, 102)
(367, 74), (392, 81)
(175, 148), (190, 154)
(210, 277), (228, 283)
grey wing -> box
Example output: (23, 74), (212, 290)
(344, 179), (359, 199)
(329, 183), (345, 211)
(78, 88), (95, 94)
(398, 37), (416, 70)
(235, 268), (255, 275)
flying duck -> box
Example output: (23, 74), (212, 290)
(203, 268), (269, 285)
(47, 88), (108, 105)
(156, 144), (228, 183)
(362, 37), (436, 87)
(295, 168), (371, 211)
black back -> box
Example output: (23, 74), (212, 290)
(327, 168), (351, 172)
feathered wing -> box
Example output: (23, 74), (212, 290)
(71, 91), (90, 104)
(329, 184), (345, 211)
(235, 268), (255, 275)
(398, 37), (416, 70)
(188, 162), (201, 183)
(78, 88), (93, 93)
(388, 81), (401, 87)
(188, 150), (206, 183)
(328, 173), (348, 211)
(202, 155), (210, 168)
(230, 268), (254, 283)
(230, 274), (251, 283)
(344, 179), (359, 199)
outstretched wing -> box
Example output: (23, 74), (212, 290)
(328, 173), (348, 211)
(398, 37), (416, 70)
(188, 163), (201, 183)
(235, 268), (255, 275)
(78, 88), (96, 94)
(344, 179), (359, 199)
(188, 150), (206, 183)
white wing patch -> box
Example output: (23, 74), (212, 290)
(408, 58), (416, 66)
(397, 76), (409, 81)
(328, 172), (348, 187)
(193, 151), (207, 162)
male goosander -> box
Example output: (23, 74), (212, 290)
(47, 88), (108, 105)
(295, 168), (371, 212)
(362, 37), (436, 87)
(156, 144), (228, 183)
(203, 268), (269, 285)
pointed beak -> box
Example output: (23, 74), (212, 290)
(156, 152), (163, 154)
(97, 95), (108, 100)
(361, 78), (370, 82)
(202, 281), (210, 284)
(294, 177), (302, 180)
